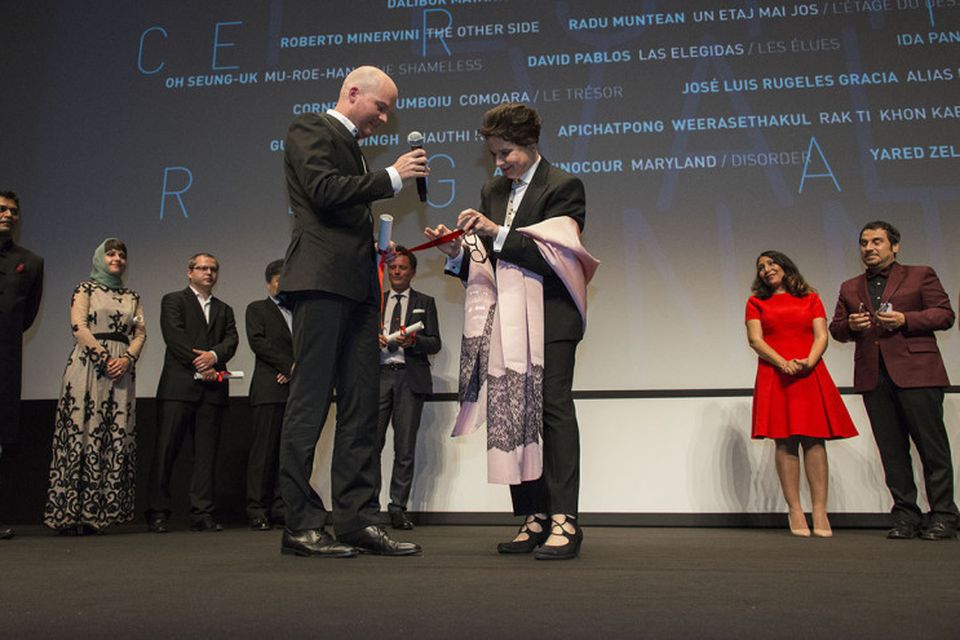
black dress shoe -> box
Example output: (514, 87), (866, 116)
(534, 516), (583, 560)
(920, 521), (958, 541)
(249, 516), (271, 531)
(76, 523), (103, 536)
(339, 525), (421, 556)
(281, 528), (357, 558)
(497, 515), (550, 554)
(389, 510), (415, 530)
(191, 515), (224, 532)
(146, 512), (169, 534)
(887, 520), (921, 539)
(0, 523), (14, 540)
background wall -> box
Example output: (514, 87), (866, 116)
(4, 1), (959, 518)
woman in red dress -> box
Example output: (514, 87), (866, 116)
(745, 251), (858, 537)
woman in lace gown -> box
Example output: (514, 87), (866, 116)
(44, 238), (146, 534)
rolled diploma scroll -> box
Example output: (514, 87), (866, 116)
(193, 370), (245, 381)
(378, 214), (394, 252)
(383, 321), (424, 344)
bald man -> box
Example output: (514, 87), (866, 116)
(277, 66), (427, 557)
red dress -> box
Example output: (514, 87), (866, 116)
(746, 292), (858, 440)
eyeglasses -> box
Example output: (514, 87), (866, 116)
(0, 204), (20, 216)
(462, 234), (488, 264)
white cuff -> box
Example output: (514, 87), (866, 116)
(386, 166), (402, 194)
(492, 226), (509, 252)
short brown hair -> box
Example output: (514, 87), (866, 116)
(393, 245), (417, 272)
(478, 103), (541, 146)
(188, 252), (218, 270)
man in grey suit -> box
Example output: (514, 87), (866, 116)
(0, 190), (43, 540)
(375, 247), (441, 530)
(277, 65), (429, 557)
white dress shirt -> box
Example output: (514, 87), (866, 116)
(326, 109), (402, 193)
(445, 157), (541, 274)
(189, 285), (217, 362)
(270, 296), (293, 333)
(380, 289), (409, 365)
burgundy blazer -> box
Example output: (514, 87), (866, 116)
(829, 262), (954, 392)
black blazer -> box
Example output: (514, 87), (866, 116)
(279, 112), (395, 302)
(0, 240), (43, 443)
(454, 159), (587, 344)
(156, 287), (238, 405)
(245, 298), (294, 406)
(382, 288), (441, 395)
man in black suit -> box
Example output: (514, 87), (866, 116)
(245, 259), (293, 531)
(0, 190), (43, 540)
(426, 103), (588, 559)
(146, 253), (238, 533)
(277, 65), (429, 557)
(375, 247), (440, 530)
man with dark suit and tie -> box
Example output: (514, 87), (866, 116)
(425, 103), (589, 559)
(146, 253), (239, 533)
(277, 65), (429, 557)
(830, 221), (958, 540)
(0, 190), (43, 540)
(245, 259), (293, 531)
(375, 247), (440, 530)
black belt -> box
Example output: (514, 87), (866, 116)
(381, 363), (406, 370)
(93, 332), (130, 345)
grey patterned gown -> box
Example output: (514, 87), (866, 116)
(43, 281), (146, 531)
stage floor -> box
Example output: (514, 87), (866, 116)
(2, 525), (957, 638)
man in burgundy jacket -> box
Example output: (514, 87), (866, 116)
(830, 220), (958, 540)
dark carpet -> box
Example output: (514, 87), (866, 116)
(1, 525), (957, 638)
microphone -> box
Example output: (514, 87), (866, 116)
(407, 131), (427, 202)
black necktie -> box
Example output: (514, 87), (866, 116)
(388, 293), (403, 352)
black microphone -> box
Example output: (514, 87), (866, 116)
(407, 131), (427, 202)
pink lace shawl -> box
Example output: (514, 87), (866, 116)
(452, 216), (599, 484)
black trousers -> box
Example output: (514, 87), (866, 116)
(246, 402), (285, 521)
(279, 291), (380, 535)
(510, 339), (581, 517)
(375, 366), (426, 512)
(862, 365), (959, 525)
(147, 398), (224, 518)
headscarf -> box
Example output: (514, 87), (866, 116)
(89, 238), (125, 289)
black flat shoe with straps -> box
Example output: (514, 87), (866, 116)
(497, 514), (550, 554)
(534, 515), (582, 560)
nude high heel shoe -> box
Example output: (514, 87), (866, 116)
(812, 511), (832, 538)
(789, 511), (811, 537)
